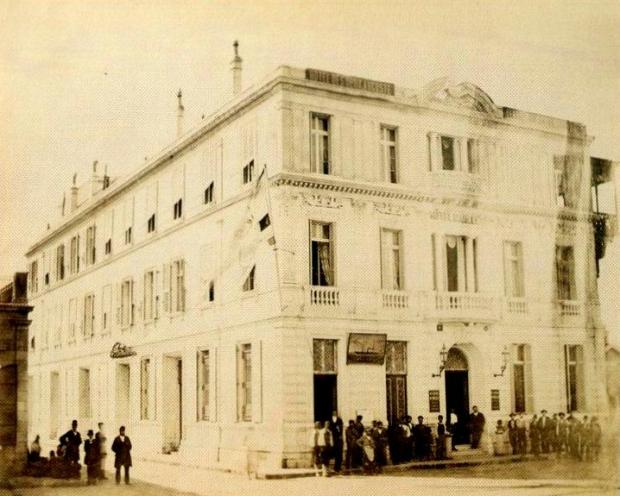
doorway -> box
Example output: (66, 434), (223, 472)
(444, 348), (469, 445)
(386, 375), (407, 425)
(313, 374), (337, 422)
(163, 356), (182, 452)
(115, 363), (130, 424)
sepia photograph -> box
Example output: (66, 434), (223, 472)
(1, 1), (619, 495)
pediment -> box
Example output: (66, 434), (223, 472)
(424, 79), (502, 118)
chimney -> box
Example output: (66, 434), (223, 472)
(176, 89), (185, 138)
(231, 40), (242, 96)
(70, 173), (78, 212)
(90, 160), (103, 196)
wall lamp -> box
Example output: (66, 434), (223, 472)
(493, 346), (511, 377)
(431, 344), (448, 377)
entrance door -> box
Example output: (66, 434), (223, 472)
(444, 347), (470, 445)
(386, 375), (407, 425)
(163, 357), (182, 451)
(313, 374), (337, 422)
(115, 364), (130, 424)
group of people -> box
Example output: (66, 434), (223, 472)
(27, 420), (133, 484)
(495, 410), (603, 461)
(310, 408), (487, 476)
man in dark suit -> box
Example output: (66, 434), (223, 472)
(111, 426), (132, 485)
(507, 413), (518, 454)
(328, 410), (344, 472)
(59, 420), (82, 464)
(537, 410), (553, 453)
(469, 406), (485, 449)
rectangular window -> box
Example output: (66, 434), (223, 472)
(445, 235), (476, 292)
(147, 214), (156, 233)
(144, 270), (155, 321)
(242, 266), (255, 292)
(105, 239), (112, 255)
(313, 339), (337, 422)
(380, 229), (403, 290)
(237, 343), (252, 422)
(121, 279), (134, 327)
(56, 245), (65, 281)
(29, 260), (39, 294)
(173, 199), (183, 220)
(85, 226), (96, 265)
(83, 294), (95, 339)
(124, 227), (132, 245)
(554, 156), (567, 207)
(170, 260), (185, 312)
(242, 160), (254, 184)
(556, 245), (576, 300)
(68, 298), (77, 342)
(70, 235), (80, 274)
(310, 113), (330, 174)
(564, 344), (585, 412)
(380, 126), (398, 183)
(309, 221), (334, 286)
(441, 136), (455, 171)
(102, 285), (112, 333)
(208, 281), (215, 302)
(140, 358), (151, 420)
(503, 241), (524, 297)
(197, 350), (210, 421)
(204, 182), (214, 204)
(78, 368), (91, 418)
(511, 344), (533, 413)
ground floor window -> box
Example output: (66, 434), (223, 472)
(197, 350), (211, 421)
(237, 344), (252, 422)
(78, 368), (91, 419)
(313, 339), (337, 421)
(511, 344), (533, 413)
(564, 344), (585, 412)
(386, 341), (407, 424)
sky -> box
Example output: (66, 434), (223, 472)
(1, 0), (619, 338)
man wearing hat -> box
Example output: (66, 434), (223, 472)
(537, 409), (553, 453)
(111, 426), (132, 484)
(507, 413), (518, 455)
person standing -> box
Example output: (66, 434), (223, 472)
(84, 430), (100, 485)
(111, 426), (132, 484)
(469, 406), (485, 449)
(344, 420), (357, 469)
(448, 409), (459, 450)
(537, 410), (552, 453)
(328, 411), (344, 473)
(96, 422), (108, 480)
(516, 413), (527, 455)
(29, 435), (42, 462)
(353, 415), (365, 468)
(529, 414), (540, 456)
(436, 415), (446, 460)
(59, 420), (82, 465)
(507, 413), (518, 455)
(555, 412), (568, 457)
(412, 416), (429, 460)
(590, 416), (602, 462)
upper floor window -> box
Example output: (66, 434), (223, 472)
(242, 266), (255, 292)
(310, 221), (334, 286)
(503, 241), (524, 298)
(70, 235), (80, 274)
(441, 136), (456, 171)
(310, 113), (330, 174)
(105, 239), (112, 255)
(204, 182), (214, 204)
(102, 285), (112, 334)
(68, 298), (77, 342)
(164, 259), (185, 313)
(173, 198), (183, 220)
(444, 235), (477, 292)
(120, 278), (134, 328)
(147, 214), (156, 233)
(56, 245), (65, 281)
(380, 126), (398, 183)
(83, 293), (95, 339)
(242, 160), (254, 185)
(85, 226), (96, 265)
(380, 229), (403, 290)
(124, 227), (132, 245)
(555, 245), (576, 301)
(29, 260), (39, 294)
(143, 270), (156, 321)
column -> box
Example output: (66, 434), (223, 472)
(435, 234), (445, 291)
(459, 138), (469, 172)
(466, 237), (475, 292)
(428, 132), (441, 171)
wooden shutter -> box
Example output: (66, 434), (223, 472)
(163, 263), (170, 313)
(115, 283), (121, 325)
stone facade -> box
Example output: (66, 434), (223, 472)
(0, 273), (32, 479)
(25, 66), (615, 473)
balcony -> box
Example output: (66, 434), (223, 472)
(557, 300), (582, 317)
(382, 290), (409, 309)
(427, 291), (499, 323)
(309, 286), (340, 307)
(504, 297), (528, 315)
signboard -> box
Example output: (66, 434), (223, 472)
(109, 342), (136, 359)
(305, 69), (395, 96)
(346, 333), (387, 364)
(429, 390), (441, 413)
(491, 389), (500, 411)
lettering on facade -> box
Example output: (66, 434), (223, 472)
(430, 209), (479, 224)
(346, 333), (387, 364)
(109, 342), (136, 359)
(373, 202), (409, 216)
(305, 69), (395, 96)
(428, 390), (441, 413)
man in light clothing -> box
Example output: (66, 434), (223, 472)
(310, 421), (332, 477)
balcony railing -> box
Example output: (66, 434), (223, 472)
(382, 290), (409, 309)
(558, 300), (582, 317)
(429, 291), (498, 322)
(309, 286), (340, 306)
(505, 297), (528, 314)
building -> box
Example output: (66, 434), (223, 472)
(26, 46), (617, 473)
(0, 273), (32, 478)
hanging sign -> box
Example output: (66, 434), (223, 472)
(346, 333), (387, 364)
(110, 342), (136, 359)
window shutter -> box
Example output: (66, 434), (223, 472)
(135, 276), (142, 322)
(154, 270), (161, 319)
(524, 344), (534, 413)
(130, 279), (135, 325)
(115, 283), (121, 325)
(163, 263), (170, 313)
(502, 242), (511, 297)
(180, 259), (186, 312)
(380, 229), (390, 290)
(575, 345), (585, 411)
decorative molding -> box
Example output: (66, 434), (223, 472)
(300, 193), (343, 209)
(373, 202), (409, 216)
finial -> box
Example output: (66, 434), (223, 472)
(233, 40), (239, 57)
(177, 89), (184, 111)
(177, 88), (182, 99)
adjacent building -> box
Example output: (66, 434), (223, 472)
(25, 49), (617, 472)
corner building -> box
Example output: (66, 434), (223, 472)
(26, 65), (617, 472)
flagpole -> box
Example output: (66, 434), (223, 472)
(262, 164), (285, 313)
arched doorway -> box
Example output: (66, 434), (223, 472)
(445, 347), (470, 445)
